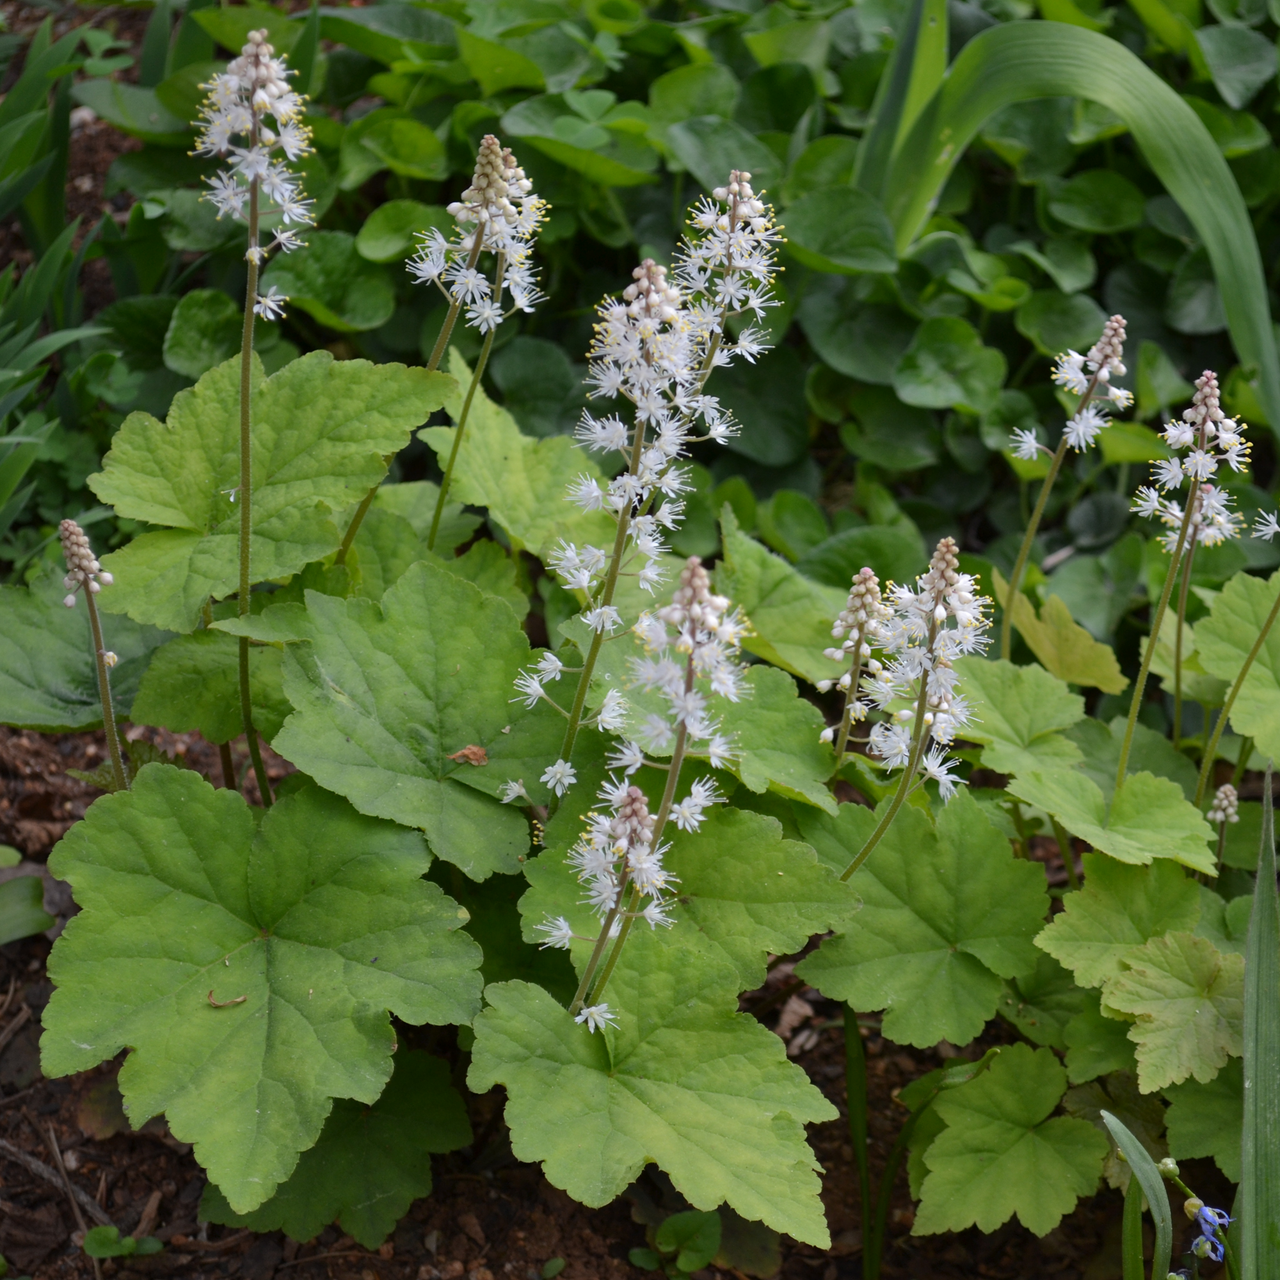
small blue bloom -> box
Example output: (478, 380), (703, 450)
(1191, 1204), (1232, 1263)
(1197, 1205), (1232, 1233)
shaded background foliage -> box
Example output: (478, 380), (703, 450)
(5, 0), (1280, 708)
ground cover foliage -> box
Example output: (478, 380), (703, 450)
(1, 0), (1279, 1276)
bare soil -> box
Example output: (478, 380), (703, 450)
(0, 725), (1237, 1280)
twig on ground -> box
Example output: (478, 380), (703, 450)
(0, 1137), (113, 1226)
(47, 1122), (102, 1280)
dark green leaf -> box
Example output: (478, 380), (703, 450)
(260, 232), (395, 333)
(199, 1052), (471, 1248)
(1015, 289), (1106, 356)
(162, 288), (241, 380)
(356, 200), (451, 263)
(1048, 170), (1146, 234)
(796, 281), (916, 384)
(795, 525), (927, 590)
(783, 188), (896, 275)
(1196, 23), (1276, 109)
(893, 316), (1006, 414)
(665, 117), (784, 196)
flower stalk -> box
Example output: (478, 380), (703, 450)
(195, 27), (315, 806)
(1001, 316), (1131, 661)
(59, 520), (125, 792)
(829, 538), (992, 881)
(1121, 369), (1248, 789)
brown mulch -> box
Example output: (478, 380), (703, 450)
(0, 724), (1236, 1280)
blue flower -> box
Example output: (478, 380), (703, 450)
(1191, 1204), (1232, 1263)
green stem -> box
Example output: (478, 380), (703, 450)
(1001, 434), (1068, 661)
(1230, 735), (1253, 792)
(554, 416), (650, 775)
(238, 171), (272, 808)
(426, 232), (483, 372)
(842, 1007), (872, 1279)
(219, 741), (237, 791)
(338, 233), (485, 564)
(1172, 523), (1200, 748)
(840, 622), (938, 883)
(83, 584), (125, 792)
(427, 252), (504, 552)
(1115, 480), (1201, 792)
(867, 1102), (933, 1277)
(833, 635), (866, 764)
(586, 658), (693, 1007)
(1050, 815), (1080, 891)
(1009, 798), (1029, 859)
(1195, 582), (1280, 806)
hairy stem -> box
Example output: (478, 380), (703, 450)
(1050, 815), (1080, 891)
(585, 656), (693, 1007)
(1172, 523), (1201, 747)
(219, 741), (238, 791)
(238, 171), (272, 807)
(833, 633), (866, 764)
(1000, 375), (1102, 661)
(427, 251), (505, 551)
(1195, 587), (1280, 805)
(83, 585), (125, 792)
(1115, 481), (1201, 791)
(840, 620), (938, 882)
(338, 234), (486, 563)
(1000, 435), (1068, 661)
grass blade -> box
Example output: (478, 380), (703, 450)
(1101, 1110), (1172, 1280)
(1242, 767), (1280, 1279)
(883, 21), (1280, 434)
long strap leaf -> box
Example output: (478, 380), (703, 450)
(883, 21), (1280, 433)
(1243, 766), (1280, 1280)
(1101, 1110), (1172, 1280)
(855, 0), (949, 199)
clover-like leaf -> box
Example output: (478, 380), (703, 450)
(1008, 768), (1214, 873)
(714, 507), (845, 686)
(41, 766), (482, 1213)
(1103, 932), (1243, 1092)
(0, 569), (171, 732)
(522, 805), (859, 992)
(419, 350), (614, 561)
(1035, 853), (1201, 988)
(90, 352), (451, 632)
(795, 794), (1049, 1048)
(273, 561), (536, 880)
(468, 930), (837, 1248)
(1163, 1056), (1242, 1181)
(1195, 566), (1280, 761)
(952, 657), (1085, 776)
(914, 1043), (1108, 1237)
(199, 1051), (472, 1247)
(130, 631), (292, 744)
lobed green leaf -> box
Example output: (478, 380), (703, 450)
(42, 766), (482, 1212)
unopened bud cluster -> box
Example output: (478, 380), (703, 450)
(1131, 372), (1246, 551)
(623, 260), (681, 323)
(59, 519), (113, 608)
(817, 568), (890, 736)
(1014, 314), (1132, 460)
(410, 135), (546, 334)
(711, 169), (766, 221)
(450, 134), (531, 227)
(1207, 782), (1239, 825)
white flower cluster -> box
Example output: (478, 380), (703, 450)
(860, 538), (991, 800)
(1131, 371), (1246, 551)
(195, 28), (313, 284)
(627, 557), (748, 795)
(59, 518), (113, 609)
(408, 135), (546, 333)
(561, 172), (781, 609)
(817, 567), (891, 736)
(1012, 315), (1132, 460)
(1207, 782), (1239, 825)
